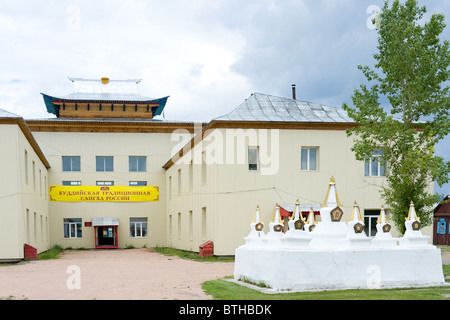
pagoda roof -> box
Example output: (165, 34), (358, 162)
(41, 77), (169, 118)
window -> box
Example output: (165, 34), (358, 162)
(32, 161), (35, 190)
(96, 181), (114, 186)
(201, 207), (207, 240)
(178, 212), (182, 239)
(248, 147), (259, 171)
(189, 161), (193, 191)
(130, 218), (147, 238)
(63, 181), (82, 186)
(129, 156), (146, 172)
(62, 156), (81, 172)
(129, 181), (147, 186)
(189, 210), (193, 241)
(201, 152), (207, 185)
(178, 169), (181, 195)
(363, 210), (382, 237)
(64, 218), (82, 238)
(301, 148), (317, 171)
(364, 150), (385, 177)
(24, 150), (28, 185)
(96, 156), (114, 172)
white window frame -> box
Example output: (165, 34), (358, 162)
(62, 156), (81, 172)
(96, 156), (114, 172)
(365, 150), (386, 177)
(130, 218), (148, 238)
(129, 181), (147, 186)
(301, 147), (318, 171)
(96, 181), (114, 186)
(64, 218), (82, 239)
(63, 181), (82, 186)
(248, 147), (259, 171)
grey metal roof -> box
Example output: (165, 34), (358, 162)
(92, 217), (120, 227)
(213, 92), (354, 123)
(0, 108), (22, 119)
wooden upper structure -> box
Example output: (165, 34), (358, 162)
(41, 77), (169, 119)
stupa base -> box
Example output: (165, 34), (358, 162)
(234, 245), (445, 291)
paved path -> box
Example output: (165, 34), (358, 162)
(0, 249), (234, 300)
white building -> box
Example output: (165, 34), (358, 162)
(0, 78), (430, 260)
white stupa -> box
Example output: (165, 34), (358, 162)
(243, 205), (265, 247)
(371, 205), (398, 247)
(346, 201), (371, 247)
(234, 177), (445, 291)
(309, 177), (348, 248)
(281, 200), (312, 248)
(399, 201), (430, 247)
(264, 204), (284, 248)
(304, 207), (317, 233)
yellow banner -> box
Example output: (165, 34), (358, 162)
(49, 185), (159, 202)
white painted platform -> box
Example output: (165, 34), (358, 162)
(234, 245), (445, 291)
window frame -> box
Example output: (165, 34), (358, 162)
(62, 156), (81, 172)
(64, 218), (82, 239)
(248, 147), (259, 171)
(63, 181), (82, 186)
(364, 150), (386, 177)
(96, 156), (114, 172)
(129, 156), (147, 172)
(129, 181), (147, 186)
(96, 181), (114, 186)
(301, 147), (318, 171)
(130, 218), (148, 238)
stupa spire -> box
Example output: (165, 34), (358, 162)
(321, 176), (343, 207)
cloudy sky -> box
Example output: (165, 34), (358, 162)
(0, 0), (449, 195)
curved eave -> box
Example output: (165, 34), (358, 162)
(40, 93), (169, 117)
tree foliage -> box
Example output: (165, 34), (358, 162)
(343, 0), (450, 233)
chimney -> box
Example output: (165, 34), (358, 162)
(291, 84), (296, 100)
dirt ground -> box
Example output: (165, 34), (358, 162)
(0, 249), (234, 300)
(1, 249), (448, 300)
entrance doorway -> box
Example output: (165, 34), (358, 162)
(95, 226), (118, 248)
(92, 217), (119, 249)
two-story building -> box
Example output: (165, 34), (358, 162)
(0, 77), (429, 259)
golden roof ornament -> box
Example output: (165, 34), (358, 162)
(349, 201), (363, 222)
(405, 201), (420, 221)
(377, 205), (390, 224)
(321, 176), (343, 207)
(306, 207), (316, 225)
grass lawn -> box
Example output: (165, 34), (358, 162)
(202, 251), (450, 300)
(202, 277), (450, 300)
(153, 246), (234, 262)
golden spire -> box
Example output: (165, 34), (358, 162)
(306, 207), (316, 224)
(377, 205), (390, 224)
(349, 201), (363, 222)
(405, 201), (420, 221)
(251, 205), (263, 223)
(270, 203), (281, 223)
(321, 176), (343, 207)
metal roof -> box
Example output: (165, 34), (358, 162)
(0, 108), (22, 119)
(92, 217), (120, 227)
(213, 92), (354, 123)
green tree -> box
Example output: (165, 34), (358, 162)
(343, 0), (450, 233)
